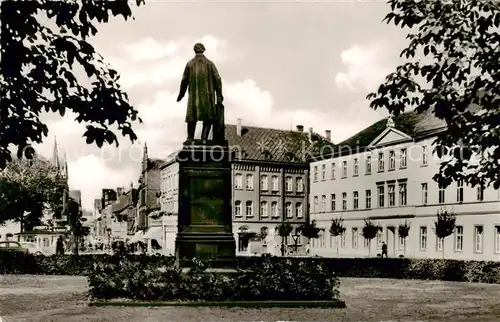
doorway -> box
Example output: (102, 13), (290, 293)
(386, 226), (396, 257)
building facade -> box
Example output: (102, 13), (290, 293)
(160, 120), (334, 256)
(309, 110), (500, 261)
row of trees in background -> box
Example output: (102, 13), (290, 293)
(271, 208), (458, 258)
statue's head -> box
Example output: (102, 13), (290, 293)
(193, 42), (206, 54)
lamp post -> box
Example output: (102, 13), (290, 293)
(292, 233), (300, 255)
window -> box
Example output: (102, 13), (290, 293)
(245, 201), (253, 217)
(439, 186), (445, 204)
(377, 185), (385, 207)
(234, 201), (242, 217)
(495, 226), (500, 253)
(455, 226), (463, 251)
(353, 158), (359, 176)
(353, 191), (359, 209)
(366, 156), (372, 174)
(474, 225), (483, 253)
(285, 176), (293, 192)
(366, 189), (372, 209)
(342, 192), (347, 210)
(296, 177), (304, 192)
(398, 233), (405, 250)
(331, 193), (336, 211)
(271, 201), (278, 217)
(388, 184), (395, 206)
(235, 174), (242, 189)
(422, 183), (428, 205)
(422, 146), (428, 165)
(271, 176), (279, 191)
(261, 175), (268, 191)
(313, 166), (318, 181)
(313, 196), (319, 212)
(378, 152), (384, 171)
(352, 228), (358, 249)
(319, 229), (326, 248)
(400, 148), (407, 168)
(331, 163), (336, 179)
(321, 164), (326, 180)
(377, 228), (383, 246)
(285, 202), (292, 218)
(477, 185), (484, 201)
(399, 183), (407, 206)
(437, 236), (443, 251)
(321, 195), (326, 212)
(457, 180), (464, 203)
(295, 203), (303, 218)
(364, 238), (370, 249)
(342, 161), (347, 177)
(340, 232), (346, 248)
(260, 201), (268, 217)
(389, 151), (395, 170)
(420, 226), (427, 250)
(246, 174), (254, 190)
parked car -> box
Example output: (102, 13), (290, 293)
(19, 242), (45, 256)
(0, 241), (28, 253)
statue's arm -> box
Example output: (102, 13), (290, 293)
(212, 63), (223, 103)
(177, 64), (190, 101)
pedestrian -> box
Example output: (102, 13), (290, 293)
(381, 241), (388, 258)
(56, 236), (64, 255)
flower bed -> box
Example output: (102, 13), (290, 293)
(87, 254), (340, 302)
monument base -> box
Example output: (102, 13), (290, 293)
(175, 143), (237, 269)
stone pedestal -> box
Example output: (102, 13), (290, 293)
(175, 140), (237, 269)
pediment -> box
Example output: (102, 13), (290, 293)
(368, 128), (413, 148)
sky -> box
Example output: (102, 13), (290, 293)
(33, 1), (409, 211)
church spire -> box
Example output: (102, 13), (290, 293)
(52, 136), (60, 169)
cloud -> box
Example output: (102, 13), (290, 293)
(334, 42), (396, 93)
(67, 154), (138, 212)
(107, 35), (229, 89)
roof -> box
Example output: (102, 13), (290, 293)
(224, 124), (334, 163)
(14, 230), (62, 235)
(111, 189), (135, 214)
(319, 105), (482, 159)
(148, 158), (165, 170)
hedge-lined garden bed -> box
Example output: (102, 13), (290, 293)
(1, 251), (500, 284)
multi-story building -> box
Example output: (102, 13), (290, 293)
(310, 109), (500, 261)
(160, 120), (334, 256)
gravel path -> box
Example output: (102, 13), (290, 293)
(1, 275), (500, 321)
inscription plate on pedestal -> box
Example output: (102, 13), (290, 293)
(190, 177), (225, 226)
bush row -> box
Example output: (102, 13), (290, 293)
(88, 254), (339, 301)
(1, 251), (500, 284)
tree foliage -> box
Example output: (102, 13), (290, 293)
(329, 217), (346, 238)
(398, 220), (411, 239)
(300, 219), (320, 239)
(0, 0), (145, 169)
(362, 219), (380, 241)
(434, 209), (457, 239)
(277, 221), (293, 238)
(0, 156), (63, 230)
(368, 0), (500, 189)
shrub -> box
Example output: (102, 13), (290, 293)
(87, 253), (340, 301)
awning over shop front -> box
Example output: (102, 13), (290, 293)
(129, 230), (145, 243)
(143, 226), (163, 242)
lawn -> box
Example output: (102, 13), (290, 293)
(1, 275), (500, 321)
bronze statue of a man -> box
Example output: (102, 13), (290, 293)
(177, 43), (224, 143)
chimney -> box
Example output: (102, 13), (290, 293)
(308, 127), (313, 141)
(237, 118), (242, 136)
(296, 125), (304, 132)
(325, 130), (331, 141)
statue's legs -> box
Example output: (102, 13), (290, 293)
(187, 122), (196, 140)
(201, 121), (213, 141)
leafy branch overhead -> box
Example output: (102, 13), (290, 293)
(367, 0), (500, 189)
(0, 0), (145, 169)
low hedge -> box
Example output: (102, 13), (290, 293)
(87, 254), (340, 301)
(1, 251), (500, 284)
